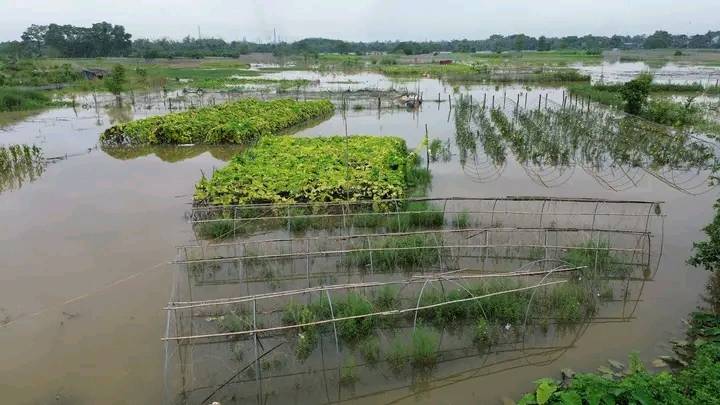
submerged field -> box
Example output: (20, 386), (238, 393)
(1, 54), (720, 405)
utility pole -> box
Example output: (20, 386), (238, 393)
(198, 25), (201, 40)
(273, 28), (277, 44)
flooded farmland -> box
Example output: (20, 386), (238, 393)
(1, 71), (718, 404)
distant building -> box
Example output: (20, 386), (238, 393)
(81, 68), (107, 80)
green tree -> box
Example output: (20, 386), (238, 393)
(105, 64), (127, 104)
(620, 73), (653, 115)
(537, 36), (549, 51)
(643, 30), (672, 49)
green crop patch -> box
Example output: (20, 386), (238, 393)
(194, 136), (419, 205)
(99, 99), (334, 145)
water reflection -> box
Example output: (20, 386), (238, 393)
(101, 144), (245, 163)
(572, 61), (720, 85)
(454, 96), (719, 194)
(0, 144), (45, 194)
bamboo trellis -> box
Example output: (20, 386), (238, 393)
(164, 196), (664, 405)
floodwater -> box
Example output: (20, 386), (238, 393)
(0, 72), (718, 404)
(572, 61), (720, 85)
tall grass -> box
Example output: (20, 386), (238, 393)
(358, 336), (381, 364)
(410, 327), (440, 369)
(0, 88), (51, 112)
(342, 234), (446, 273)
(563, 239), (629, 276)
(335, 293), (376, 342)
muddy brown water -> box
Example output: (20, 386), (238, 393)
(0, 74), (717, 404)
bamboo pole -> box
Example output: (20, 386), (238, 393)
(167, 266), (584, 309)
(191, 196), (662, 212)
(162, 280), (568, 342)
(192, 209), (659, 226)
(177, 242), (644, 266)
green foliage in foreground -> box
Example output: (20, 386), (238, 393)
(689, 200), (720, 272)
(100, 98), (334, 145)
(194, 136), (416, 205)
(0, 87), (51, 112)
(518, 311), (720, 405)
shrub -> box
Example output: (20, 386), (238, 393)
(621, 72), (653, 115)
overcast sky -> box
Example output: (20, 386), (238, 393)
(1, 0), (718, 42)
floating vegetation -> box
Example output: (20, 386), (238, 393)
(0, 144), (45, 193)
(194, 136), (418, 205)
(100, 98), (334, 145)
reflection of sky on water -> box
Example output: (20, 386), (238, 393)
(573, 61), (720, 85)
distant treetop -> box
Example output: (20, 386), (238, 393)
(3, 24), (720, 59)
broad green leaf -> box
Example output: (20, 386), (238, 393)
(536, 381), (558, 405)
(559, 391), (582, 405)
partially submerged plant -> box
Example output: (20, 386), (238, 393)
(358, 336), (381, 364)
(386, 336), (408, 372)
(340, 357), (358, 386)
(410, 327), (440, 369)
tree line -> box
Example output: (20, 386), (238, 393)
(1, 22), (719, 59)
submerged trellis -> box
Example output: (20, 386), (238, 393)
(163, 196), (663, 404)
